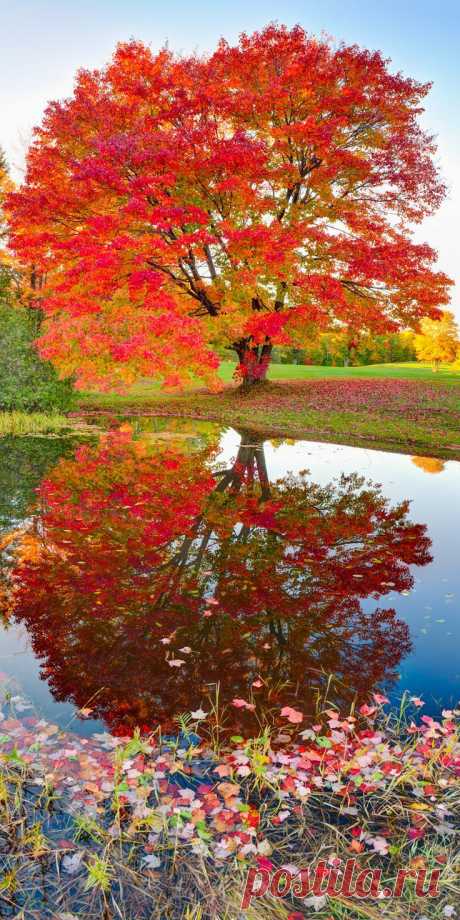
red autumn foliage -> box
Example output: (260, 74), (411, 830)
(9, 429), (431, 734)
(6, 25), (452, 389)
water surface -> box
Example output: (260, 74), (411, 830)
(0, 422), (458, 737)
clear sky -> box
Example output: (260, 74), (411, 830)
(1, 0), (458, 316)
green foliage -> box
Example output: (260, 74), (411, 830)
(0, 436), (77, 595)
(0, 300), (75, 412)
(273, 331), (417, 366)
(0, 436), (76, 531)
(1, 147), (74, 412)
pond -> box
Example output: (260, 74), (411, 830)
(0, 420), (458, 739)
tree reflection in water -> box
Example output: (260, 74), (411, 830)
(10, 428), (432, 735)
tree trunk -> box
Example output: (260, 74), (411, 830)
(233, 338), (273, 386)
(346, 337), (358, 367)
(214, 429), (271, 500)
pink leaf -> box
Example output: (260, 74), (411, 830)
(280, 706), (304, 724)
(359, 704), (377, 717)
(232, 698), (255, 711)
(373, 693), (390, 706)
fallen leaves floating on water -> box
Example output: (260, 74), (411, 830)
(190, 708), (207, 721)
(231, 698), (255, 711)
(0, 675), (458, 880)
(410, 696), (425, 707)
(280, 706), (304, 724)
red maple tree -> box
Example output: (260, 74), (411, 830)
(7, 25), (452, 389)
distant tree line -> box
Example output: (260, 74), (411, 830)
(258, 318), (459, 370)
(270, 331), (418, 367)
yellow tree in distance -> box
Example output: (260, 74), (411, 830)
(415, 311), (459, 371)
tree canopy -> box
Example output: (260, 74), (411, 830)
(7, 25), (452, 389)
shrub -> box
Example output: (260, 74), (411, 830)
(0, 301), (75, 412)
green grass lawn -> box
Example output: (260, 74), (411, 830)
(217, 360), (460, 385)
(77, 361), (460, 460)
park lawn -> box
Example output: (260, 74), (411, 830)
(78, 362), (460, 460)
(218, 359), (460, 385)
(81, 361), (460, 408)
